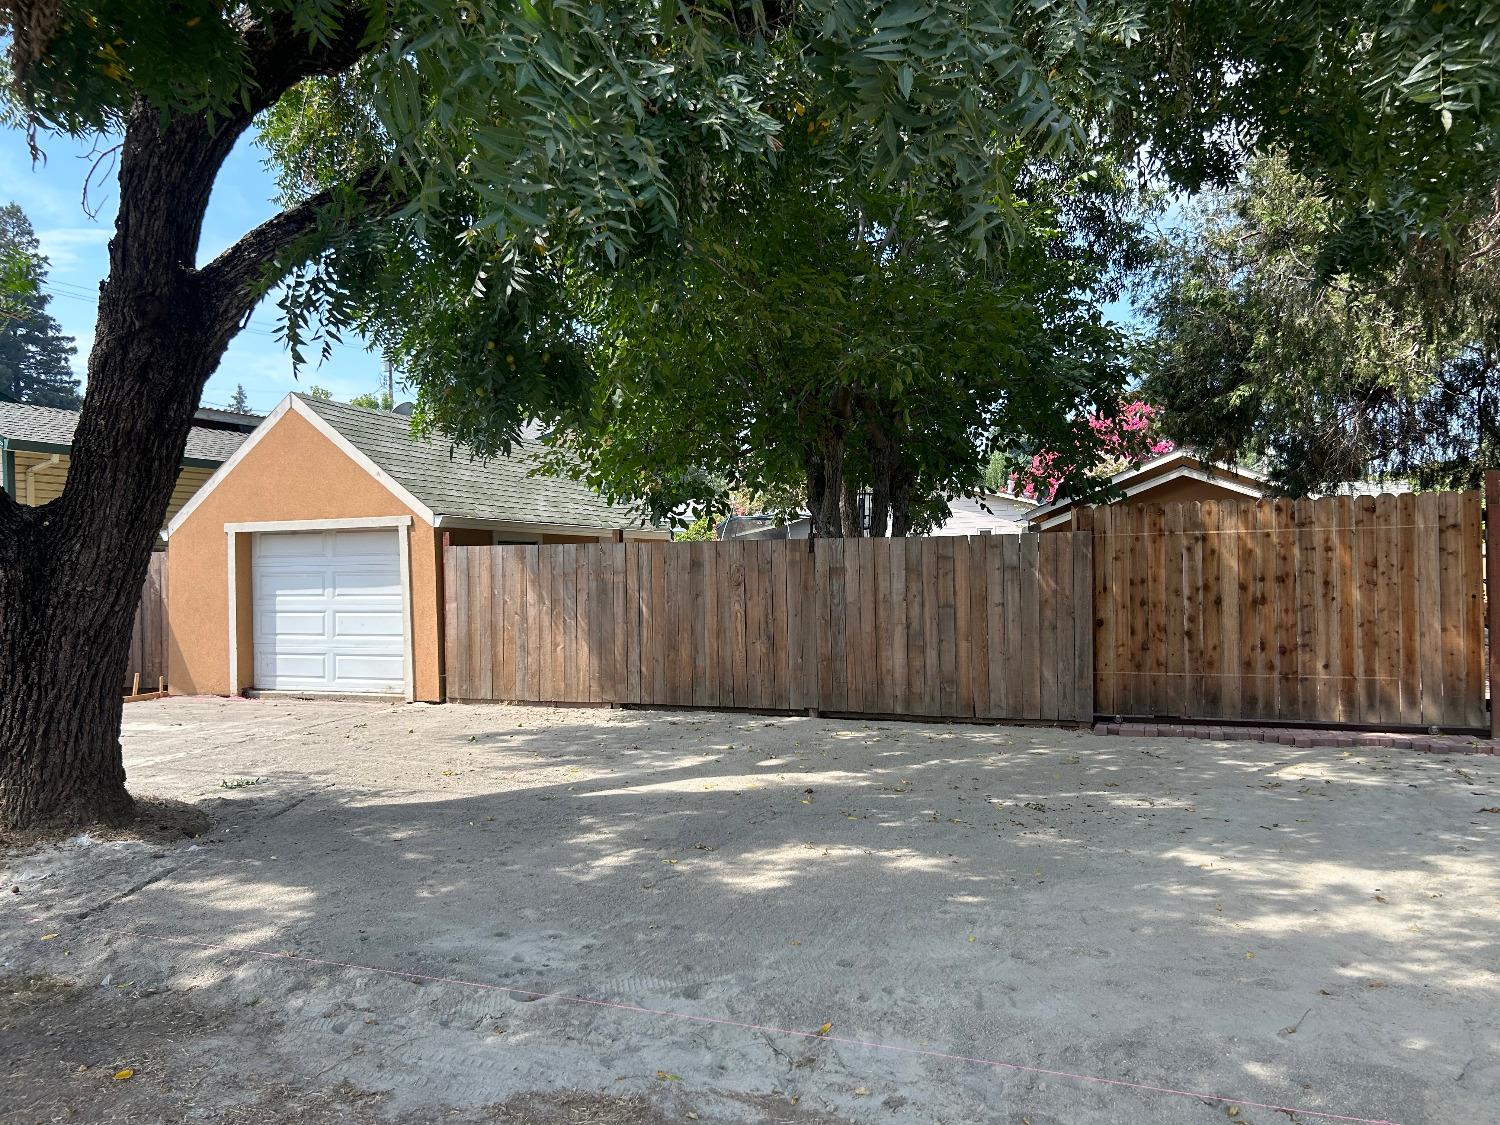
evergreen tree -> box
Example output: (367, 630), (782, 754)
(0, 203), (80, 408)
(225, 383), (250, 413)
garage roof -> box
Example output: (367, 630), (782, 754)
(295, 394), (652, 530)
(0, 401), (247, 464)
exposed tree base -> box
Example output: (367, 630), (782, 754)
(0, 794), (207, 852)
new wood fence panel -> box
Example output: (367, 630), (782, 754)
(1461, 492), (1486, 729)
(1091, 490), (1486, 730)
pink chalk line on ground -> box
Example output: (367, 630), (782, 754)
(70, 925), (1398, 1125)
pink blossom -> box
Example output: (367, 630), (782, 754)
(1011, 400), (1173, 503)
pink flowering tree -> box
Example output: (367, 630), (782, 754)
(1007, 400), (1174, 503)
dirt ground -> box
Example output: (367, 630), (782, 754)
(2, 697), (1497, 1125)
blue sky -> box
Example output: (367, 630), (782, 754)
(1, 125), (389, 416)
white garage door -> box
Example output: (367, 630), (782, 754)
(252, 528), (406, 694)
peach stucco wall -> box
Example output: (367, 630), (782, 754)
(166, 409), (445, 701)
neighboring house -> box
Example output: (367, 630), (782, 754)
(165, 392), (666, 703)
(716, 490), (1033, 540)
(0, 400), (248, 526)
(929, 491), (1033, 536)
(1024, 450), (1268, 531)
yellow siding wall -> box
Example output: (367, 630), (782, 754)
(13, 451), (68, 505)
(9, 454), (216, 526)
(167, 467), (214, 522)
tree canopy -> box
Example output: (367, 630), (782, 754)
(537, 143), (1144, 536)
(1141, 153), (1500, 494)
(0, 203), (80, 408)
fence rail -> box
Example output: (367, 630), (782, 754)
(445, 535), (1095, 723)
(1092, 493), (1486, 729)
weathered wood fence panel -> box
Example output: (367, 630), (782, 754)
(1093, 493), (1486, 729)
(125, 552), (168, 693)
(445, 535), (1095, 723)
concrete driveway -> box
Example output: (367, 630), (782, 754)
(2, 697), (1497, 1124)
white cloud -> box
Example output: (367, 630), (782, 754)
(36, 225), (111, 275)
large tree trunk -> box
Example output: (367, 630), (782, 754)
(890, 469), (917, 538)
(866, 430), (894, 538)
(0, 105), (251, 830)
(840, 477), (863, 537)
(804, 436), (846, 538)
(0, 10), (376, 830)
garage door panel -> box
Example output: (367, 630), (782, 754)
(256, 569), (328, 599)
(332, 610), (403, 638)
(330, 571), (402, 599)
(332, 529), (400, 558)
(257, 533), (329, 559)
(332, 653), (405, 684)
(252, 528), (406, 695)
(255, 652), (329, 681)
(255, 610), (329, 639)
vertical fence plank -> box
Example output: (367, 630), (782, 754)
(1487, 474), (1500, 739)
(1020, 534), (1042, 719)
(1239, 502), (1266, 719)
(448, 545), (469, 700)
(984, 533), (1007, 719)
(936, 538), (959, 716)
(828, 540), (851, 712)
(1438, 492), (1467, 727)
(1396, 493), (1420, 726)
(1091, 510), (1113, 718)
(920, 539), (940, 715)
(1461, 491), (1486, 730)
(952, 537), (972, 718)
(1162, 504), (1184, 719)
(1037, 533), (1058, 721)
(1352, 497), (1377, 723)
(1073, 530), (1094, 722)
(1374, 495), (1401, 726)
(1003, 534), (1023, 719)
(884, 540), (906, 714)
(1293, 500), (1318, 722)
(1271, 501), (1298, 721)
(491, 547), (509, 701)
(783, 543), (806, 710)
(969, 537), (991, 719)
(1416, 493), (1444, 726)
(844, 538), (865, 713)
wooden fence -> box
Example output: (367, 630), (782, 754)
(1092, 493), (1487, 729)
(125, 552), (169, 695)
(444, 534), (1095, 723)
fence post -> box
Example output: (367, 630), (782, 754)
(1487, 472), (1500, 738)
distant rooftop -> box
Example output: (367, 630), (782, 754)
(0, 401), (247, 463)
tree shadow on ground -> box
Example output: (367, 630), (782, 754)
(5, 698), (1497, 1124)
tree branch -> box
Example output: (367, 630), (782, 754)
(196, 166), (389, 332)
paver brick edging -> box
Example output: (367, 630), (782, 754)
(1092, 721), (1497, 756)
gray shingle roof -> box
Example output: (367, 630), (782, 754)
(0, 401), (246, 462)
(296, 394), (650, 530)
